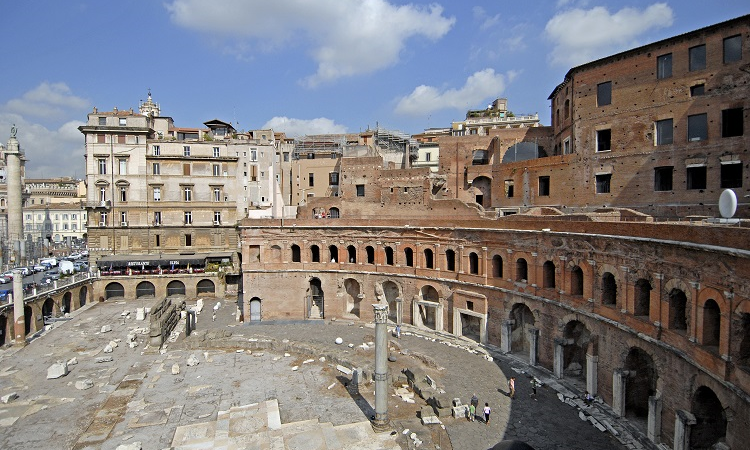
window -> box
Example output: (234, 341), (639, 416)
(563, 138), (570, 154)
(98, 158), (107, 175)
(690, 84), (705, 96)
(721, 162), (743, 188)
(155, 234), (160, 247)
(98, 187), (107, 202)
(722, 108), (744, 137)
(689, 44), (706, 71)
(657, 53), (672, 79)
(152, 162), (160, 175)
(120, 211), (128, 226)
(597, 81), (612, 106)
(686, 166), (707, 190)
(152, 145), (160, 156)
(213, 147), (220, 157)
(654, 166), (673, 191)
(655, 119), (673, 145)
(564, 99), (570, 118)
(307, 152), (315, 159)
(183, 163), (191, 176)
(119, 187), (127, 202)
(153, 187), (161, 202)
(213, 187), (221, 202)
(213, 211), (221, 225)
(538, 176), (550, 196)
(183, 146), (191, 156)
(119, 118), (127, 126)
(117, 135), (125, 144)
(688, 113), (708, 141)
(153, 211), (161, 226)
(184, 211), (192, 225)
(309, 173), (314, 187)
(472, 150), (489, 165)
(250, 150), (257, 161)
(425, 152), (432, 162)
(595, 174), (611, 194)
(329, 172), (339, 185)
(96, 134), (105, 143)
(356, 185), (365, 197)
(213, 164), (221, 176)
(99, 212), (108, 226)
(283, 152), (289, 162)
(98, 116), (106, 125)
(184, 187), (192, 202)
(596, 129), (611, 152)
(724, 35), (742, 63)
(185, 234), (192, 246)
(505, 180), (514, 198)
(119, 158), (127, 175)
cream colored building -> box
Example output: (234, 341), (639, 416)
(451, 98), (540, 136)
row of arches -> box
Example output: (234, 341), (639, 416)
(103, 279), (216, 300)
(1, 288), (88, 346)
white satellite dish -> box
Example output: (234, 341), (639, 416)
(718, 189), (737, 219)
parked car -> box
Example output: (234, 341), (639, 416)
(47, 270), (60, 280)
(33, 264), (47, 272)
(69, 252), (82, 260)
(0, 276), (10, 284)
(15, 267), (30, 276)
(1, 271), (14, 280)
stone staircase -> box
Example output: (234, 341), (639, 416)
(170, 399), (401, 450)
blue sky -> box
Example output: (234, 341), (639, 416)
(0, 0), (747, 179)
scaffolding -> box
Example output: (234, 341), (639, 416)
(292, 134), (346, 160)
(374, 127), (418, 163)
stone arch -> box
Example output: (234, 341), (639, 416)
(515, 258), (528, 282)
(634, 278), (652, 317)
(664, 279), (692, 332)
(472, 176), (492, 207)
(492, 254), (503, 278)
(469, 252), (479, 274)
(309, 277), (324, 319)
(197, 279), (216, 295)
(365, 246), (375, 264)
(79, 286), (87, 307)
(563, 320), (591, 380)
(384, 246), (394, 265)
(382, 280), (401, 323)
(105, 282), (125, 299)
(24, 304), (32, 335)
(328, 245), (338, 263)
(403, 247), (414, 267)
(417, 284), (440, 330)
(291, 244), (301, 262)
(310, 244), (320, 263)
(601, 272), (617, 306)
(423, 248), (434, 269)
(570, 265), (584, 296)
(343, 278), (362, 317)
(166, 280), (186, 297)
(42, 298), (55, 319)
(543, 260), (556, 288)
(62, 292), (72, 314)
(347, 245), (357, 263)
(445, 248), (456, 271)
(690, 386), (727, 449)
(136, 281), (156, 298)
(509, 303), (535, 354)
(0, 314), (6, 346)
(623, 347), (658, 419)
(269, 245), (282, 263)
(328, 207), (340, 218)
(249, 297), (262, 322)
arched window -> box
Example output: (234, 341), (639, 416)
(469, 252), (479, 274)
(543, 261), (555, 288)
(601, 272), (616, 305)
(310, 245), (320, 263)
(404, 248), (413, 267)
(385, 247), (394, 265)
(328, 207), (340, 218)
(634, 279), (651, 316)
(702, 300), (721, 348)
(424, 249), (434, 269)
(328, 245), (338, 263)
(571, 266), (583, 296)
(291, 244), (301, 263)
(516, 258), (528, 282)
(347, 245), (357, 263)
(492, 255), (503, 278)
(366, 246), (375, 264)
(669, 288), (688, 331)
(446, 249), (456, 271)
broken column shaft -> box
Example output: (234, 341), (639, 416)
(371, 303), (390, 432)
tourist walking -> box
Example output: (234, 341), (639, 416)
(468, 402), (475, 421)
(530, 378), (539, 400)
(483, 403), (491, 425)
(508, 377), (516, 399)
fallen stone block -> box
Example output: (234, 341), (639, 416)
(101, 325), (112, 333)
(337, 365), (353, 375)
(67, 357), (78, 366)
(1, 392), (18, 403)
(103, 345), (113, 354)
(579, 411), (588, 421)
(187, 354), (200, 366)
(96, 356), (114, 363)
(136, 308), (146, 321)
(420, 406), (436, 419)
(424, 375), (437, 389)
(75, 379), (94, 390)
(430, 393), (451, 409)
(452, 405), (469, 418)
(557, 393), (565, 402)
(116, 442), (142, 450)
(601, 420), (619, 436)
(421, 415), (442, 425)
(452, 398), (462, 407)
(171, 364), (180, 375)
(109, 340), (119, 348)
(47, 362), (68, 379)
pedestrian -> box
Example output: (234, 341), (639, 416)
(530, 378), (539, 400)
(470, 393), (478, 410)
(395, 324), (401, 339)
(483, 402), (491, 425)
(508, 377), (516, 399)
(584, 391), (594, 407)
(468, 403), (475, 421)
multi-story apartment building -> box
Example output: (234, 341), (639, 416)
(24, 177), (85, 206)
(451, 98), (541, 136)
(23, 203), (86, 255)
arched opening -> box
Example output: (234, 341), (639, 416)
(166, 280), (186, 297)
(624, 347), (657, 421)
(515, 258), (528, 282)
(24, 305), (32, 335)
(42, 298), (55, 320)
(634, 279), (651, 317)
(291, 244), (301, 263)
(404, 248), (413, 267)
(492, 255), (503, 278)
(543, 261), (555, 288)
(471, 149), (489, 165)
(510, 303), (535, 355)
(601, 272), (616, 306)
(328, 245), (338, 263)
(309, 278), (324, 319)
(344, 279), (361, 318)
(445, 249), (456, 271)
(328, 207), (340, 218)
(571, 266), (584, 296)
(469, 252), (479, 274)
(311, 245), (320, 263)
(270, 245), (282, 263)
(424, 249), (434, 269)
(366, 246), (375, 264)
(0, 315), (6, 346)
(79, 286), (87, 307)
(382, 281), (400, 323)
(105, 282), (125, 299)
(418, 285), (439, 330)
(347, 245), (357, 263)
(197, 279), (216, 294)
(62, 292), (72, 314)
(136, 281), (156, 298)
(249, 297), (262, 322)
(690, 386), (727, 449)
(702, 299), (721, 349)
(563, 321), (590, 382)
(385, 247), (394, 265)
(739, 313), (750, 371)
(669, 288), (688, 331)
(472, 176), (492, 207)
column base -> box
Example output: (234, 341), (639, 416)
(371, 418), (391, 433)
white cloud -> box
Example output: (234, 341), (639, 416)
(472, 6), (501, 31)
(545, 3), (673, 67)
(165, 0), (455, 86)
(262, 116), (347, 137)
(3, 82), (88, 120)
(394, 69), (511, 116)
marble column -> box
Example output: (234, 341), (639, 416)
(528, 327), (539, 366)
(586, 354), (599, 396)
(371, 303), (390, 432)
(5, 128), (25, 266)
(500, 319), (514, 353)
(673, 409), (696, 450)
(648, 392), (662, 444)
(12, 269), (25, 345)
(553, 338), (571, 379)
(612, 369), (631, 417)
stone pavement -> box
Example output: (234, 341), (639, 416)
(0, 298), (654, 450)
